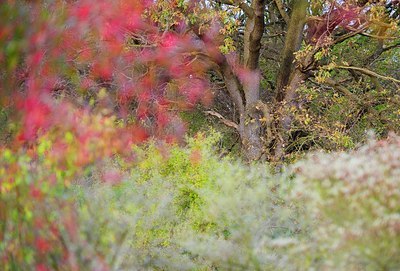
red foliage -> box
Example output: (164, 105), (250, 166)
(35, 237), (51, 254)
(29, 184), (43, 199)
(307, 3), (365, 45)
(0, 1), (220, 268)
(189, 149), (202, 165)
(35, 263), (50, 271)
(18, 96), (51, 142)
(0, 0), (217, 153)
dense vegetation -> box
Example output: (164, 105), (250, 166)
(0, 0), (399, 270)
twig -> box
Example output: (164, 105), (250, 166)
(334, 65), (400, 84)
(216, 0), (253, 18)
(204, 110), (239, 130)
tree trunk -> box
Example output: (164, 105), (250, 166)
(274, 70), (307, 161)
(240, 0), (266, 161)
(273, 0), (308, 162)
(275, 0), (308, 102)
(241, 71), (264, 161)
(220, 56), (265, 161)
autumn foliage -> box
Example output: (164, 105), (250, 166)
(0, 0), (216, 269)
(3, 0), (217, 143)
(1, 0), (400, 270)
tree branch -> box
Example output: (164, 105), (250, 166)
(220, 56), (246, 116)
(204, 110), (239, 130)
(275, 0), (308, 101)
(273, 0), (289, 24)
(217, 0), (253, 18)
(243, 0), (266, 70)
(320, 77), (381, 128)
(359, 33), (400, 40)
(332, 24), (369, 45)
(322, 78), (363, 104)
(334, 65), (400, 84)
(382, 42), (400, 53)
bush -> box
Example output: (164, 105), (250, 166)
(72, 133), (226, 270)
(2, 131), (400, 270)
(291, 133), (400, 270)
(73, 133), (301, 270)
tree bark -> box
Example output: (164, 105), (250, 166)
(273, 0), (308, 162)
(240, 0), (266, 161)
(275, 0), (308, 102)
(274, 70), (307, 161)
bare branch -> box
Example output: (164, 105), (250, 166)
(322, 78), (363, 104)
(332, 24), (369, 45)
(204, 110), (239, 130)
(382, 42), (400, 53)
(273, 0), (289, 24)
(359, 33), (400, 40)
(217, 0), (253, 18)
(335, 65), (400, 84)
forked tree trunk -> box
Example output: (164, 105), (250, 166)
(215, 0), (308, 161)
(220, 55), (264, 161)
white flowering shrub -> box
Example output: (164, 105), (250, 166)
(291, 133), (400, 270)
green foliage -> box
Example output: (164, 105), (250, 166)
(180, 163), (299, 270)
(70, 133), (214, 269)
(180, 110), (240, 155)
(73, 133), (299, 270)
(73, 133), (400, 270)
(2, 129), (400, 270)
(133, 132), (220, 218)
(292, 35), (400, 154)
(180, 110), (209, 136)
(0, 107), (11, 144)
(0, 2), (29, 72)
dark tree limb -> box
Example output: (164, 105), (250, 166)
(335, 65), (400, 84)
(217, 0), (253, 18)
(273, 0), (289, 24)
(275, 0), (308, 101)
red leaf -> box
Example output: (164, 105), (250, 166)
(20, 97), (51, 141)
(36, 264), (50, 271)
(189, 149), (202, 165)
(35, 237), (51, 253)
(29, 184), (43, 199)
(27, 51), (44, 67)
(161, 33), (179, 48)
(130, 126), (149, 143)
(74, 4), (91, 21)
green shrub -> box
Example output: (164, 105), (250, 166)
(7, 131), (399, 270)
(73, 132), (226, 270)
(73, 133), (301, 270)
(178, 162), (300, 270)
